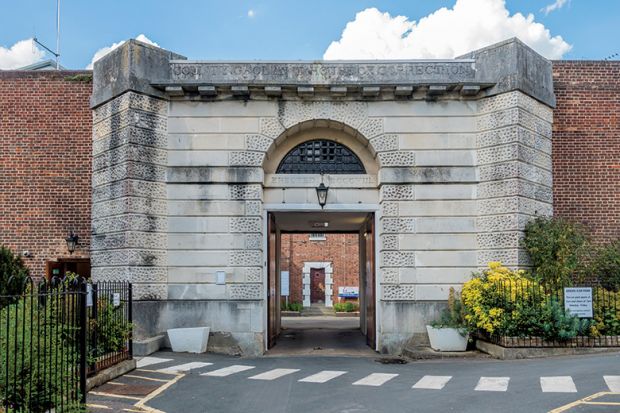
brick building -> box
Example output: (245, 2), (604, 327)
(0, 70), (92, 277)
(552, 61), (620, 243)
(0, 39), (619, 355)
(280, 233), (359, 306)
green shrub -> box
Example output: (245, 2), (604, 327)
(334, 302), (358, 312)
(523, 217), (589, 285)
(0, 298), (82, 412)
(539, 299), (589, 341)
(281, 302), (303, 312)
(88, 299), (132, 363)
(0, 246), (30, 306)
(590, 240), (620, 292)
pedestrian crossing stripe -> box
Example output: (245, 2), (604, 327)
(158, 362), (213, 374)
(475, 377), (510, 392)
(249, 368), (300, 380)
(352, 373), (398, 387)
(136, 357), (173, 368)
(299, 370), (347, 383)
(540, 376), (577, 393)
(201, 365), (256, 377)
(412, 375), (452, 390)
(604, 376), (620, 392)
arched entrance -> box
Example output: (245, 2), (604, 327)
(263, 123), (380, 353)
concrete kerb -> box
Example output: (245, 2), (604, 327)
(476, 339), (620, 360)
(86, 359), (137, 391)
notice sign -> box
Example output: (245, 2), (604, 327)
(112, 293), (121, 307)
(281, 271), (290, 297)
(338, 286), (359, 298)
(564, 287), (593, 318)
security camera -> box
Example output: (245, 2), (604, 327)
(22, 251), (32, 258)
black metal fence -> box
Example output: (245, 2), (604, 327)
(479, 279), (620, 348)
(0, 276), (132, 412)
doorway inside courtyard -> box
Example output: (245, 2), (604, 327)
(266, 211), (377, 356)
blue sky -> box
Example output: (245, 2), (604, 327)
(1, 0), (619, 69)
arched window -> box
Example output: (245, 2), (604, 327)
(276, 140), (366, 174)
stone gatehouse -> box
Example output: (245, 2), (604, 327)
(90, 37), (556, 355)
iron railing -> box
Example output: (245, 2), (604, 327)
(0, 276), (132, 412)
(479, 279), (620, 348)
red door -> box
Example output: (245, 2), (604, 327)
(310, 268), (325, 303)
(267, 213), (278, 349)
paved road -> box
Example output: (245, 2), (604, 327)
(89, 351), (620, 413)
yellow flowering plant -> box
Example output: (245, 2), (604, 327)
(462, 262), (547, 337)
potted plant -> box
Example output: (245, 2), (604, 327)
(426, 288), (470, 352)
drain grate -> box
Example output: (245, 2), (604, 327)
(375, 357), (408, 365)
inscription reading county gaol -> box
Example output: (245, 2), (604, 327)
(170, 62), (476, 84)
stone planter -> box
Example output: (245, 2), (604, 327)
(167, 327), (210, 353)
(426, 326), (469, 352)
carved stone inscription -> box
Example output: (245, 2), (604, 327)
(170, 62), (476, 85)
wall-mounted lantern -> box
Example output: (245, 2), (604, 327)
(65, 231), (79, 255)
(316, 182), (329, 209)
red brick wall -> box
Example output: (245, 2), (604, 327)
(0, 71), (93, 276)
(280, 233), (359, 304)
(552, 61), (620, 243)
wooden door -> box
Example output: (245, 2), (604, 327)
(267, 213), (278, 349)
(310, 268), (325, 303)
(364, 214), (376, 348)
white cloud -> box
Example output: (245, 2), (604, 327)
(86, 34), (159, 69)
(0, 39), (46, 70)
(248, 9), (255, 18)
(542, 0), (568, 15)
(324, 0), (571, 61)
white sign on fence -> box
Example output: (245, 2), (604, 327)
(564, 287), (593, 318)
(86, 284), (93, 307)
(112, 293), (121, 307)
(281, 271), (290, 297)
(338, 286), (359, 298)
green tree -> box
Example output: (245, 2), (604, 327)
(0, 246), (30, 306)
(523, 217), (589, 285)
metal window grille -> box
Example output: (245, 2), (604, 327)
(309, 233), (326, 241)
(276, 140), (365, 174)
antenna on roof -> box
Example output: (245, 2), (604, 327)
(33, 0), (60, 69)
(604, 52), (619, 61)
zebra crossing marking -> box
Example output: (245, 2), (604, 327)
(540, 376), (577, 393)
(604, 376), (620, 392)
(352, 373), (398, 387)
(136, 357), (173, 368)
(249, 368), (300, 381)
(298, 370), (347, 383)
(412, 375), (452, 390)
(201, 365), (256, 377)
(475, 377), (510, 392)
(158, 362), (213, 374)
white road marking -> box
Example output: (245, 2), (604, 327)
(604, 375), (620, 392)
(201, 365), (256, 377)
(249, 368), (300, 381)
(412, 375), (453, 390)
(475, 377), (510, 392)
(136, 357), (173, 368)
(158, 362), (212, 374)
(299, 370), (347, 383)
(352, 373), (399, 387)
(540, 376), (577, 393)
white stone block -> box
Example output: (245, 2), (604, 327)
(168, 217), (229, 233)
(399, 234), (476, 250)
(416, 217), (476, 233)
(168, 151), (230, 167)
(169, 100), (277, 117)
(398, 200), (477, 217)
(168, 117), (259, 134)
(415, 251), (477, 267)
(415, 150), (475, 166)
(168, 133), (246, 150)
(167, 184), (229, 200)
(399, 133), (476, 150)
(368, 101), (476, 117)
(414, 184), (476, 200)
(384, 116), (476, 133)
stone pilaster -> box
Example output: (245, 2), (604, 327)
(91, 91), (170, 299)
(475, 91), (554, 268)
